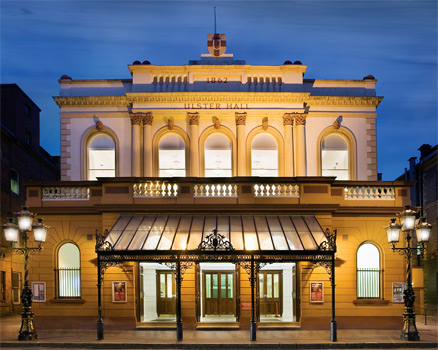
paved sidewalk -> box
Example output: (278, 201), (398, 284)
(1, 315), (437, 349)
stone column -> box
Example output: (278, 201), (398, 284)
(283, 114), (294, 177)
(188, 112), (200, 177)
(236, 112), (247, 176)
(130, 113), (143, 177)
(295, 113), (307, 176)
(142, 113), (153, 177)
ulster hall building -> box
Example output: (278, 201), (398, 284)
(23, 35), (419, 340)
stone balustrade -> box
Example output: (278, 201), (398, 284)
(344, 186), (395, 200)
(193, 183), (238, 197)
(133, 181), (178, 197)
(42, 187), (89, 200)
(253, 183), (300, 197)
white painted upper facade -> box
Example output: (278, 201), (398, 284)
(54, 36), (382, 182)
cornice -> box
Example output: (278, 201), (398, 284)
(52, 94), (383, 108)
(307, 96), (383, 107)
(53, 96), (128, 107)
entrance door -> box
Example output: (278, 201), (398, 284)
(259, 271), (282, 317)
(156, 271), (175, 316)
(203, 271), (235, 316)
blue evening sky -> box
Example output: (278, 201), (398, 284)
(1, 0), (436, 180)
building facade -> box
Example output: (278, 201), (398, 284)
(23, 36), (421, 337)
(398, 144), (437, 316)
(0, 84), (60, 316)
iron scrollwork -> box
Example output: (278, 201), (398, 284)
(161, 261), (195, 284)
(95, 229), (114, 252)
(313, 260), (334, 281)
(319, 228), (337, 251)
(240, 260), (260, 283)
(198, 229), (234, 251)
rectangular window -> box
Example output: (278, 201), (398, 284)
(10, 169), (19, 195)
(12, 272), (21, 304)
(0, 271), (5, 301)
(24, 129), (32, 146)
(24, 103), (31, 117)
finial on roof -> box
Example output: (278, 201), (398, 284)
(214, 6), (217, 34)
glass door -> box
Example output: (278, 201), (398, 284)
(156, 271), (176, 316)
(259, 271), (282, 317)
(203, 271), (235, 316)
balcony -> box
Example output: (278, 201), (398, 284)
(26, 177), (411, 213)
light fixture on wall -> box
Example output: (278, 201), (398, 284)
(3, 207), (48, 341)
(385, 205), (431, 341)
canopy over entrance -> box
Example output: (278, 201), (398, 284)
(95, 214), (338, 343)
(104, 215), (329, 253)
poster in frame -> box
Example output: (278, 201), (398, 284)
(392, 282), (406, 303)
(112, 281), (127, 303)
(310, 281), (324, 303)
(31, 282), (46, 302)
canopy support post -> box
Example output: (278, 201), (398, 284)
(97, 254), (104, 340)
(250, 255), (257, 341)
(176, 257), (183, 341)
(330, 253), (337, 342)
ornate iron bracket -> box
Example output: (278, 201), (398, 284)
(319, 228), (337, 251)
(240, 260), (260, 284)
(97, 261), (121, 284)
(95, 229), (113, 252)
(161, 261), (195, 284)
(313, 260), (333, 281)
(391, 243), (425, 258)
(198, 229), (234, 251)
(14, 246), (42, 256)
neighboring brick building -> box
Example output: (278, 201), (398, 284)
(0, 84), (59, 316)
(398, 144), (437, 316)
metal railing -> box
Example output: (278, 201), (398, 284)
(357, 268), (382, 299)
(55, 268), (81, 298)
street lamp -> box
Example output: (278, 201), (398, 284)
(2, 207), (48, 341)
(385, 206), (431, 341)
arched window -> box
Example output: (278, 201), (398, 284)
(204, 133), (232, 177)
(158, 133), (186, 177)
(357, 243), (382, 299)
(251, 133), (278, 176)
(57, 243), (81, 298)
(88, 133), (116, 180)
(321, 134), (349, 180)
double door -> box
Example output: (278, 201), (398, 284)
(203, 271), (236, 316)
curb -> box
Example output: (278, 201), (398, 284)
(1, 342), (438, 349)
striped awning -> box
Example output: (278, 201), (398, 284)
(105, 215), (328, 252)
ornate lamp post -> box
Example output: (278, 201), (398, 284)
(3, 207), (48, 341)
(385, 206), (431, 341)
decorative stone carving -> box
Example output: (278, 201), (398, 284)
(130, 113), (143, 126)
(187, 112), (200, 125)
(142, 112), (153, 125)
(95, 121), (104, 131)
(235, 112), (247, 126)
(213, 117), (221, 129)
(282, 113), (294, 126)
(294, 114), (307, 126)
(167, 119), (175, 130)
(262, 118), (269, 131)
(333, 116), (342, 130)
